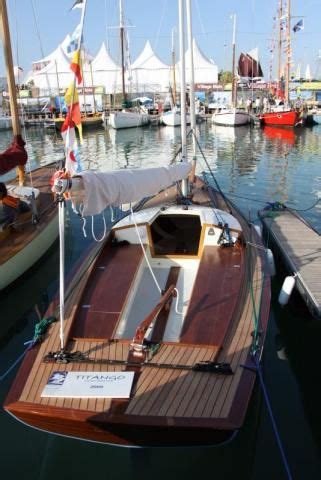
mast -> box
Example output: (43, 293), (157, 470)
(277, 0), (283, 97)
(186, 0), (196, 169)
(285, 0), (291, 105)
(119, 0), (126, 104)
(0, 0), (24, 184)
(178, 0), (187, 196)
(171, 28), (177, 106)
(90, 61), (97, 114)
(231, 13), (237, 108)
(54, 60), (63, 117)
(81, 55), (87, 116)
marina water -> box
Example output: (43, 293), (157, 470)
(1, 122), (321, 479)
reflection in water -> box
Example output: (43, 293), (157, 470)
(263, 125), (295, 146)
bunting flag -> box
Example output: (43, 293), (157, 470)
(70, 49), (82, 84)
(62, 0), (86, 176)
(293, 19), (304, 33)
(63, 83), (83, 144)
(66, 23), (82, 54)
(61, 122), (82, 175)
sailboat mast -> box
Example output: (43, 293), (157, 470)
(171, 28), (177, 106)
(0, 0), (25, 185)
(231, 13), (237, 108)
(277, 0), (283, 97)
(178, 0), (187, 196)
(119, 0), (126, 103)
(186, 0), (196, 165)
(0, 0), (21, 136)
(285, 0), (291, 104)
(90, 61), (97, 114)
(178, 0), (186, 158)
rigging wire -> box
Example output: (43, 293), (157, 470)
(30, 0), (52, 96)
(152, 0), (168, 53)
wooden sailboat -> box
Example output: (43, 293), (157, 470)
(109, 0), (149, 130)
(212, 14), (250, 127)
(259, 0), (302, 127)
(4, 0), (270, 446)
(0, 0), (58, 290)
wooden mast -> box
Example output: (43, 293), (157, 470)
(0, 0), (24, 184)
(119, 0), (126, 105)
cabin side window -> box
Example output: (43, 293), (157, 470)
(150, 214), (201, 256)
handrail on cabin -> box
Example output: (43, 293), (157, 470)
(130, 284), (176, 358)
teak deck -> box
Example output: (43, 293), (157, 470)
(5, 183), (270, 446)
(260, 208), (321, 317)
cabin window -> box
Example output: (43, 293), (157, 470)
(150, 214), (201, 256)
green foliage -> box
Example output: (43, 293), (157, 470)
(218, 70), (233, 85)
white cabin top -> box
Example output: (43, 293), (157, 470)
(113, 205), (242, 232)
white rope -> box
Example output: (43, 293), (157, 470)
(110, 205), (115, 222)
(91, 211), (107, 242)
(130, 207), (161, 293)
(81, 216), (87, 237)
(173, 287), (184, 315)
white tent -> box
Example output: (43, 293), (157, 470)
(31, 45), (73, 93)
(130, 41), (171, 93)
(177, 39), (218, 85)
(29, 36), (219, 95)
(89, 42), (121, 93)
(32, 34), (71, 72)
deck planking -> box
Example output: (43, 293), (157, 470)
(16, 248), (264, 425)
(5, 181), (270, 446)
(261, 209), (321, 316)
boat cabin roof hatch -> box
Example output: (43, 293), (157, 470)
(150, 213), (201, 256)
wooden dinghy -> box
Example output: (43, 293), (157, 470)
(0, 0), (58, 290)
(5, 169), (270, 447)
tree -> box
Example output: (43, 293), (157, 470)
(218, 70), (233, 86)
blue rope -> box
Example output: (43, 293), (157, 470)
(0, 340), (35, 381)
(243, 355), (293, 480)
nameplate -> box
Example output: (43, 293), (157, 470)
(41, 371), (134, 398)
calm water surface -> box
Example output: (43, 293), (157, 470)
(1, 123), (321, 479)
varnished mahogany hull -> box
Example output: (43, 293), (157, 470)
(4, 183), (271, 447)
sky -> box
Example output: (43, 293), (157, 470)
(1, 0), (321, 81)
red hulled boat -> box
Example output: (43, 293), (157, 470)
(259, 109), (302, 127)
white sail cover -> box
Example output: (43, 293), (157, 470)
(74, 163), (192, 216)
